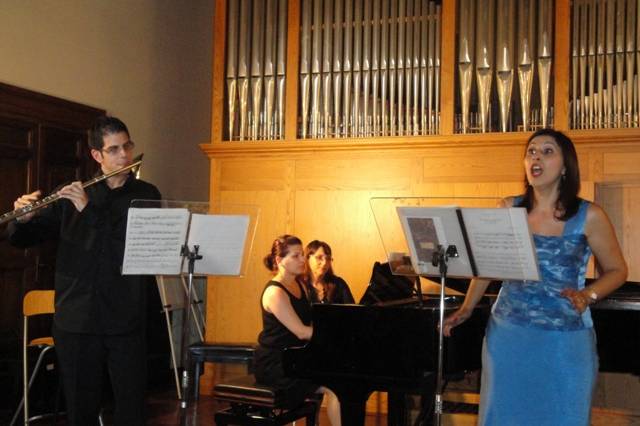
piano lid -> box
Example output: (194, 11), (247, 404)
(588, 281), (640, 311)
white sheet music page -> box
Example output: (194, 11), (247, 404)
(122, 208), (190, 275)
(460, 207), (540, 281)
(396, 206), (475, 278)
(185, 214), (250, 275)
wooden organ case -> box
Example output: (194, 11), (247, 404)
(201, 0), (640, 415)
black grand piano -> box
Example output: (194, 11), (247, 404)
(284, 264), (640, 425)
(590, 280), (640, 376)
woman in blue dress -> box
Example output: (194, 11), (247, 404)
(443, 129), (628, 426)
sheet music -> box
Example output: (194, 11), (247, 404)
(397, 206), (474, 277)
(186, 214), (250, 275)
(122, 208), (189, 275)
(461, 208), (540, 281)
(397, 205), (540, 280)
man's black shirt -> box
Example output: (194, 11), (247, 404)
(8, 173), (161, 334)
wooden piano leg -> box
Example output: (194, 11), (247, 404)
(332, 385), (372, 426)
(388, 392), (408, 425)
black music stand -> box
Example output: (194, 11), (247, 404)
(121, 200), (259, 425)
(372, 197), (540, 426)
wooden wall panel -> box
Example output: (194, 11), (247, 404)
(204, 143), (640, 344)
(202, 141), (640, 406)
(207, 189), (293, 343)
(602, 153), (640, 182)
(295, 157), (417, 191)
(295, 190), (393, 301)
(422, 149), (524, 182)
(219, 159), (294, 191)
(597, 183), (640, 281)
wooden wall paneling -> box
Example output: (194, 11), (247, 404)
(207, 189), (294, 342)
(295, 156), (418, 191)
(422, 146), (524, 182)
(206, 159), (296, 340)
(582, 147), (603, 183)
(602, 152), (640, 182)
(284, 0), (301, 141)
(596, 183), (640, 281)
(553, 0), (571, 130)
(0, 83), (104, 410)
(294, 190), (398, 300)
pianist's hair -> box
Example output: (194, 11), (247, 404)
(303, 240), (339, 301)
(517, 128), (581, 221)
(89, 115), (130, 151)
(264, 234), (303, 272)
(304, 240), (336, 280)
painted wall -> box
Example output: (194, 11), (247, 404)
(0, 0), (213, 200)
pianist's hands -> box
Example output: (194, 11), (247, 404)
(443, 307), (472, 337)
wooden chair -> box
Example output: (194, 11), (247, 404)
(10, 290), (104, 426)
(10, 290), (57, 425)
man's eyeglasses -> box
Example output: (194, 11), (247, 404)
(101, 141), (135, 156)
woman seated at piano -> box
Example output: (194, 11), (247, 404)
(303, 240), (354, 304)
(254, 234), (341, 425)
(443, 129), (627, 426)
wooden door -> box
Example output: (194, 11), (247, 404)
(0, 83), (103, 413)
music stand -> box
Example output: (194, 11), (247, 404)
(371, 196), (539, 426)
(156, 274), (206, 399)
(121, 199), (259, 422)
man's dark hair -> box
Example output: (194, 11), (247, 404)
(89, 116), (130, 150)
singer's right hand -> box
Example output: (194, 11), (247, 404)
(14, 190), (42, 223)
(443, 307), (472, 337)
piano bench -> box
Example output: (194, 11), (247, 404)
(189, 342), (256, 401)
(213, 375), (319, 426)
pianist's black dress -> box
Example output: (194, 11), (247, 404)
(255, 280), (318, 407)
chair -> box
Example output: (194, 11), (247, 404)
(188, 342), (256, 401)
(10, 290), (58, 426)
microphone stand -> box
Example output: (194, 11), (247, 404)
(179, 245), (202, 424)
(430, 244), (458, 426)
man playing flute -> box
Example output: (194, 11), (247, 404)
(8, 116), (161, 426)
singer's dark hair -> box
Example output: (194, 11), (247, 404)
(263, 235), (303, 272)
(89, 115), (130, 150)
(516, 128), (581, 221)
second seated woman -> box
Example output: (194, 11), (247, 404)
(303, 240), (355, 304)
